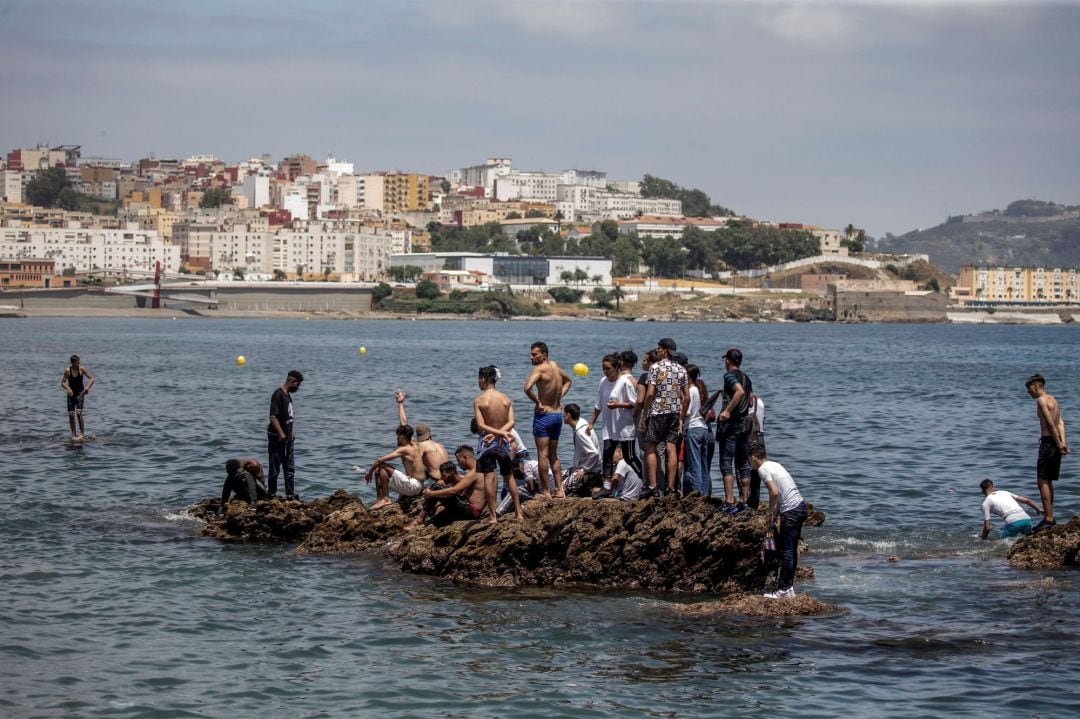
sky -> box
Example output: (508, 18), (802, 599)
(1, 0), (1078, 236)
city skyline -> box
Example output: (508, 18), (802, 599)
(2, 0), (1078, 237)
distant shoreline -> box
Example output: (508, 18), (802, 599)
(5, 306), (1078, 325)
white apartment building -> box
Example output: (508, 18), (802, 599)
(176, 220), (408, 280)
(618, 215), (731, 240)
(242, 174), (270, 209)
(0, 225), (180, 273)
(358, 174), (385, 212)
(282, 187), (308, 221)
(556, 186), (682, 222)
(179, 225), (274, 274)
(596, 191), (681, 220)
(2, 170), (23, 203)
(493, 171), (561, 202)
(275, 224), (408, 280)
(561, 169), (607, 188)
(448, 158), (513, 191)
(322, 156), (355, 179)
(337, 175), (359, 208)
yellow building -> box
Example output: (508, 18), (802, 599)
(382, 173), (429, 214)
(955, 265), (1080, 304)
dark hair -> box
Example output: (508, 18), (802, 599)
(439, 460), (456, 475)
(70, 355), (80, 363)
(1026, 374), (1045, 388)
(225, 459), (241, 478)
(687, 364), (708, 401)
(724, 348), (742, 367)
(644, 349), (659, 365)
(479, 365), (500, 385)
(470, 417), (479, 435)
(396, 424), (414, 442)
(979, 478), (994, 492)
(602, 353), (620, 371)
(750, 444), (767, 461)
(564, 403), (580, 421)
(619, 349), (637, 370)
(454, 444), (475, 456)
(287, 370), (304, 382)
(531, 341), (549, 357)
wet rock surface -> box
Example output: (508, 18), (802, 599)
(190, 493), (824, 594)
(676, 592), (846, 618)
(1007, 515), (1080, 569)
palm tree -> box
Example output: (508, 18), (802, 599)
(612, 284), (624, 312)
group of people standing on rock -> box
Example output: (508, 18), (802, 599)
(213, 343), (1070, 599)
(214, 338), (810, 597)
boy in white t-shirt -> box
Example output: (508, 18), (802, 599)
(979, 479), (1042, 539)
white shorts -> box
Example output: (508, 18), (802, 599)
(389, 469), (423, 497)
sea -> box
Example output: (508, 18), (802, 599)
(1, 317), (1078, 718)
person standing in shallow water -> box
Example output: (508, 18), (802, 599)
(267, 370), (303, 500)
(979, 478), (1041, 540)
(61, 354), (95, 440)
(751, 445), (807, 600)
(1026, 373), (1069, 531)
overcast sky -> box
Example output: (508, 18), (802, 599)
(1, 0), (1077, 235)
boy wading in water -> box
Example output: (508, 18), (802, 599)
(61, 354), (95, 440)
(1026, 374), (1069, 531)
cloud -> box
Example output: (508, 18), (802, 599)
(760, 3), (859, 45)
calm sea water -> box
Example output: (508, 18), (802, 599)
(1, 318), (1079, 718)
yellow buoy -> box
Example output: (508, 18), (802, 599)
(236, 355), (246, 366)
(358, 346), (367, 355)
(573, 362), (589, 377)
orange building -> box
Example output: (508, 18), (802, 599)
(0, 258), (70, 288)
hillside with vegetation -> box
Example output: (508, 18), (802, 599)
(877, 199), (1080, 273)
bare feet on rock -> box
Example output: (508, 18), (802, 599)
(370, 498), (392, 510)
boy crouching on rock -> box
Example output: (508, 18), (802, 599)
(407, 446), (488, 529)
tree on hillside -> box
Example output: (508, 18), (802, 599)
(641, 236), (684, 277)
(373, 282), (393, 304)
(525, 208), (546, 218)
(640, 174), (734, 217)
(505, 211), (522, 220)
(610, 234), (642, 276)
(682, 225), (718, 273)
(440, 179), (451, 194)
(25, 167), (80, 210)
(387, 264), (424, 282)
(415, 279), (441, 300)
(200, 187), (233, 208)
(714, 220), (818, 268)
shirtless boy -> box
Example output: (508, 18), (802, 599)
(357, 423), (427, 510)
(524, 341), (572, 497)
(421, 446), (487, 524)
(1026, 374), (1070, 530)
(396, 389), (450, 482)
(474, 365), (524, 522)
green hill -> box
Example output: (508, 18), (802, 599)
(878, 199), (1080, 273)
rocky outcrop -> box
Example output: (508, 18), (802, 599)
(1007, 515), (1080, 569)
(676, 593), (846, 618)
(190, 493), (824, 595)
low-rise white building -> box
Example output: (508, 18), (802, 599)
(389, 252), (611, 286)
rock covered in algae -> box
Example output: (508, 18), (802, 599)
(1007, 514), (1080, 569)
(675, 592), (846, 618)
(191, 490), (360, 542)
(190, 492), (824, 593)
